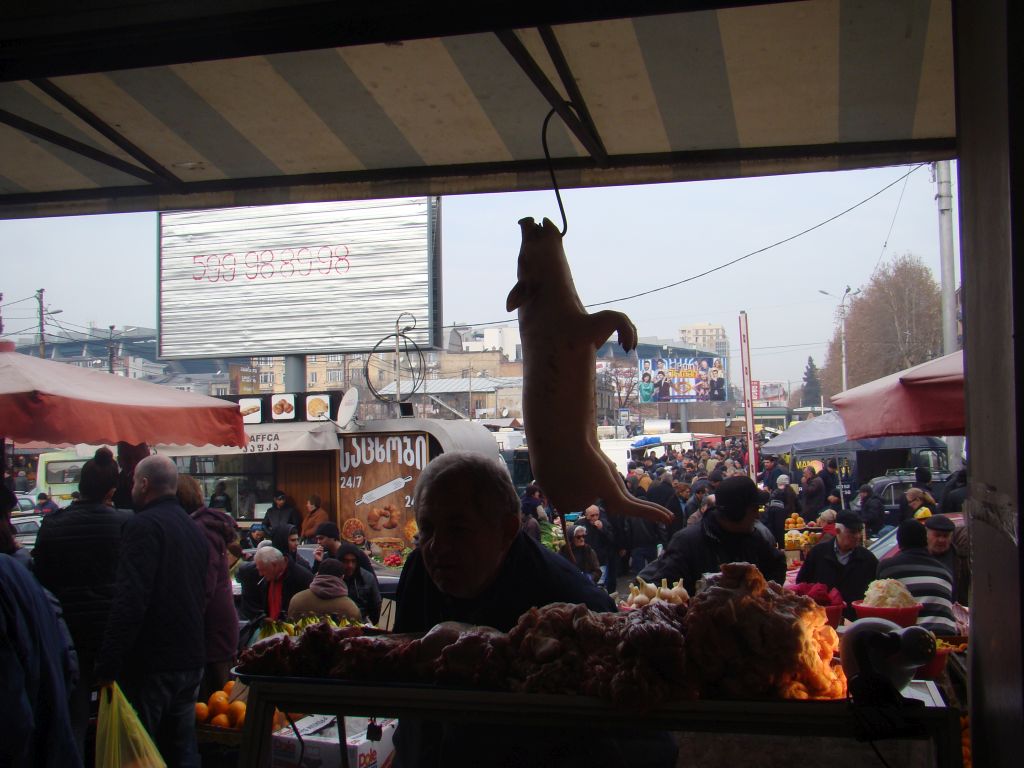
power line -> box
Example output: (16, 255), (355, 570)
(874, 166), (915, 271)
(1, 325), (44, 339)
(0, 295), (35, 309)
(444, 164), (926, 329)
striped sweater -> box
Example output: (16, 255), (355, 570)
(877, 547), (957, 635)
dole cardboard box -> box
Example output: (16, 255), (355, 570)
(271, 715), (396, 768)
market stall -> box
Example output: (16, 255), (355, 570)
(230, 563), (963, 768)
(0, 341), (246, 448)
(831, 352), (965, 441)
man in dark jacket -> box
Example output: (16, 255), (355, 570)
(758, 455), (787, 491)
(95, 455), (209, 767)
(337, 542), (382, 623)
(394, 451), (674, 768)
(238, 544), (314, 620)
(800, 466), (827, 517)
(582, 504), (618, 591)
(683, 482), (708, 522)
(263, 490), (301, 535)
(639, 476), (786, 594)
(797, 511), (877, 618)
(855, 484), (886, 535)
(32, 446), (131, 753)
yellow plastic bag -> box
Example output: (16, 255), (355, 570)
(95, 683), (167, 768)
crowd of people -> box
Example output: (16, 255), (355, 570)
(2, 436), (972, 767)
(0, 446), (385, 767)
(520, 440), (969, 638)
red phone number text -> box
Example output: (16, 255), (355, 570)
(190, 245), (351, 282)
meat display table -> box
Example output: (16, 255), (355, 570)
(235, 673), (961, 768)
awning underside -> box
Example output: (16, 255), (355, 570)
(0, 0), (954, 218)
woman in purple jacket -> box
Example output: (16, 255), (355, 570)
(177, 475), (239, 698)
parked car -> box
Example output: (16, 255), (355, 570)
(11, 513), (43, 550)
(15, 494), (35, 513)
(850, 470), (951, 529)
(868, 511), (965, 563)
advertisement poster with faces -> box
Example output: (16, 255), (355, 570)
(636, 356), (728, 403)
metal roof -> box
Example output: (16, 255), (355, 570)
(377, 376), (523, 396)
(0, 0), (954, 219)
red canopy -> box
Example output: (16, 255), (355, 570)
(831, 351), (964, 440)
(0, 342), (246, 447)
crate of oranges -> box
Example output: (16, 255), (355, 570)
(195, 680), (248, 743)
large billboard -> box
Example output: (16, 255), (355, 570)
(636, 355), (728, 403)
(159, 197), (441, 358)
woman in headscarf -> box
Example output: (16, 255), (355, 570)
(176, 475), (239, 699)
(32, 447), (132, 755)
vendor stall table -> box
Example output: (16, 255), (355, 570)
(236, 674), (961, 768)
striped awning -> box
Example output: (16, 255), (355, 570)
(0, 0), (954, 219)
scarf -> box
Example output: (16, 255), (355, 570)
(310, 574), (349, 599)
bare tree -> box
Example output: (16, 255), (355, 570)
(822, 253), (942, 400)
(607, 360), (640, 410)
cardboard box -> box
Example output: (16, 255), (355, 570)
(271, 715), (396, 768)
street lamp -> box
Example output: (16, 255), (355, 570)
(819, 286), (861, 392)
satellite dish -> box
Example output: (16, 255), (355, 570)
(337, 388), (359, 429)
(500, 407), (509, 418)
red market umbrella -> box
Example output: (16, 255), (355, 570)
(0, 342), (246, 447)
(831, 351), (964, 440)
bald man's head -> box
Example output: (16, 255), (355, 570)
(131, 454), (178, 508)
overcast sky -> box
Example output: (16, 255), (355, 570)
(0, 162), (958, 386)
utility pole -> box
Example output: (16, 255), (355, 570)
(36, 289), (45, 358)
(738, 311), (758, 480)
(935, 161), (958, 353)
(935, 160), (964, 470)
(0, 292), (4, 335)
(108, 325), (116, 373)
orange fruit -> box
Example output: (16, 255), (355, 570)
(228, 701), (246, 727)
(210, 713), (231, 728)
(233, 709), (246, 730)
(195, 702), (209, 724)
(208, 694), (229, 720)
(223, 680), (235, 695)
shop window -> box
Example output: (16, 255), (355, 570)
(171, 454), (274, 520)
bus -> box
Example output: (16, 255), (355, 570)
(31, 450), (88, 504)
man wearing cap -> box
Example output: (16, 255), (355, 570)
(877, 520), (957, 635)
(312, 521), (375, 573)
(796, 511), (878, 617)
(239, 522), (266, 549)
(856, 483), (886, 536)
(638, 475), (785, 595)
(262, 490), (301, 535)
(762, 474), (796, 546)
(925, 514), (970, 605)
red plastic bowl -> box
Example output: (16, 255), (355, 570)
(851, 600), (922, 628)
(916, 647), (952, 679)
(823, 602), (846, 629)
